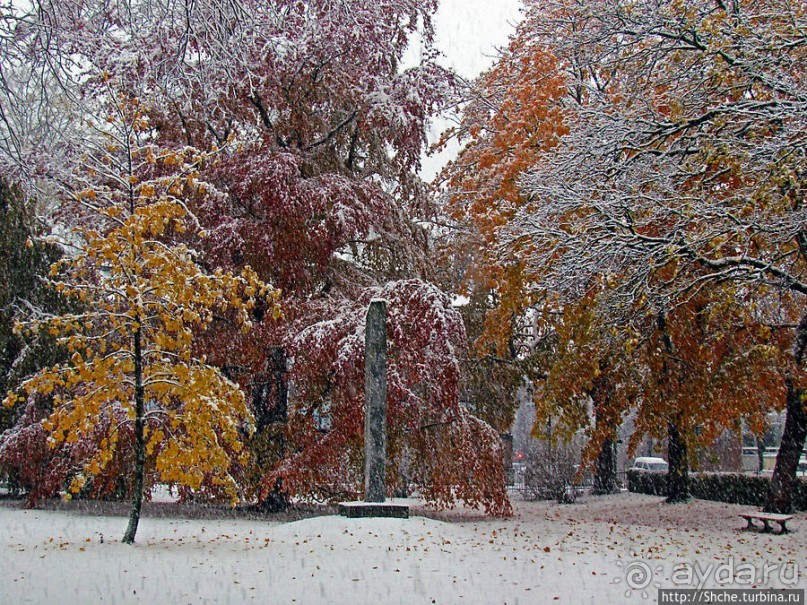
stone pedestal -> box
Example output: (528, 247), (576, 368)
(338, 501), (410, 519)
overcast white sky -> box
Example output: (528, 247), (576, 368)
(432, 0), (523, 79)
(413, 0), (524, 180)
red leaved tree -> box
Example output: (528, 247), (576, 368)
(272, 280), (510, 514)
(0, 0), (512, 514)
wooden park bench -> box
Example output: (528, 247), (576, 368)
(739, 511), (793, 534)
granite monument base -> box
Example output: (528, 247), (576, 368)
(338, 501), (410, 519)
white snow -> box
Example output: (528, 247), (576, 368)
(2, 493), (803, 604)
(451, 294), (470, 307)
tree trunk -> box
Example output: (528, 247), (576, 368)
(755, 434), (765, 473)
(764, 313), (807, 514)
(593, 437), (618, 494)
(252, 347), (288, 429)
(268, 347), (288, 424)
(655, 312), (689, 502)
(764, 378), (807, 514)
(364, 300), (388, 503)
(258, 347), (289, 513)
(122, 325), (146, 544)
(590, 377), (618, 495)
(666, 417), (689, 503)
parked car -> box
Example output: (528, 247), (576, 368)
(630, 457), (669, 472)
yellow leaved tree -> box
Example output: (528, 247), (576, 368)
(2, 91), (280, 543)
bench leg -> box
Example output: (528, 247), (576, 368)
(778, 522), (788, 534)
(744, 517), (756, 530)
(762, 520), (771, 533)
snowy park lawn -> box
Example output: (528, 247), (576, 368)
(2, 492), (804, 604)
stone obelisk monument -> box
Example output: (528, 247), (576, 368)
(339, 300), (408, 519)
(364, 299), (388, 502)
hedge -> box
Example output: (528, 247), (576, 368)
(626, 470), (807, 511)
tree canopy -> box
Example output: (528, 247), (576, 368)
(441, 0), (805, 508)
(0, 0), (512, 520)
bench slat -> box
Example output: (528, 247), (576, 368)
(739, 513), (793, 522)
(739, 512), (793, 534)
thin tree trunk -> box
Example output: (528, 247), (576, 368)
(755, 434), (765, 473)
(764, 312), (807, 514)
(666, 417), (689, 503)
(122, 325), (146, 544)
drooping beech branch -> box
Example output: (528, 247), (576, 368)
(305, 109), (358, 151)
(248, 93), (275, 132)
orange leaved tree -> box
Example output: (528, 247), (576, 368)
(506, 0), (806, 511)
(437, 26), (568, 433)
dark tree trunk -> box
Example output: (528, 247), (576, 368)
(253, 347), (289, 429)
(765, 313), (807, 514)
(123, 325), (146, 544)
(764, 378), (807, 514)
(268, 347), (288, 424)
(593, 437), (618, 494)
(589, 373), (618, 495)
(655, 312), (689, 503)
(257, 347), (290, 513)
(666, 417), (689, 503)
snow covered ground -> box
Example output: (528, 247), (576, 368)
(2, 492), (803, 604)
